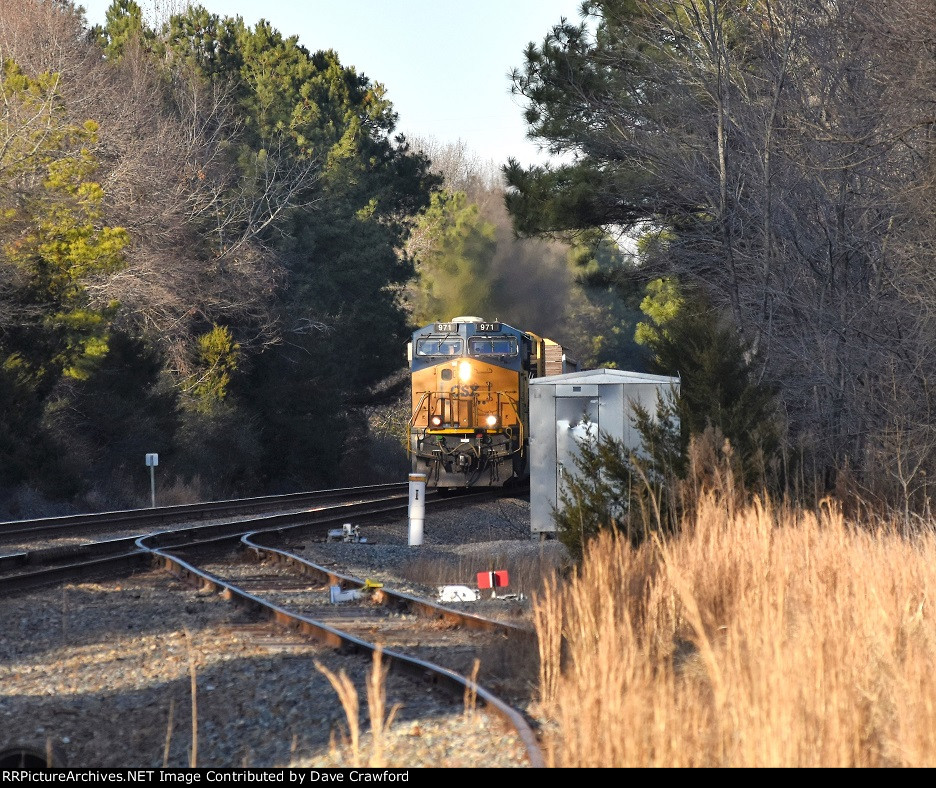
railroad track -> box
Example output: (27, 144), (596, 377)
(0, 484), (407, 538)
(0, 484), (408, 563)
(143, 531), (544, 766)
(0, 484), (505, 593)
(0, 484), (546, 768)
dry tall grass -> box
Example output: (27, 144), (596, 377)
(184, 628), (198, 768)
(315, 647), (400, 768)
(533, 492), (936, 767)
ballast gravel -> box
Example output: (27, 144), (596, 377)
(0, 495), (569, 769)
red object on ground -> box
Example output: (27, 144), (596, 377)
(477, 570), (509, 589)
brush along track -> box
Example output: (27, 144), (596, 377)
(142, 532), (545, 768)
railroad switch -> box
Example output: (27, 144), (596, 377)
(326, 523), (365, 543)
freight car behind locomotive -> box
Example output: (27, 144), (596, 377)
(407, 316), (576, 488)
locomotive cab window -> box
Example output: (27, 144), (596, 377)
(468, 337), (517, 357)
(416, 338), (463, 356)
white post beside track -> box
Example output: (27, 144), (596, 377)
(408, 473), (427, 546)
(145, 453), (159, 508)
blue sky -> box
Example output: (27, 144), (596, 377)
(76, 0), (583, 167)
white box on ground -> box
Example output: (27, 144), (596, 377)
(329, 585), (361, 603)
(437, 585), (480, 602)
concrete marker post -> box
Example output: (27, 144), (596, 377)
(408, 473), (427, 546)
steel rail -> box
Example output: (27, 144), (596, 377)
(0, 551), (151, 594)
(135, 531), (546, 769)
(0, 483), (406, 537)
(242, 531), (536, 637)
(0, 490), (410, 587)
(0, 487), (504, 595)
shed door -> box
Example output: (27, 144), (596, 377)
(556, 396), (599, 502)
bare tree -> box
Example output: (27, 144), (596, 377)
(403, 136), (578, 341)
(0, 0), (326, 380)
(516, 0), (936, 496)
(408, 135), (506, 201)
(84, 47), (325, 376)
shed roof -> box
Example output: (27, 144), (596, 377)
(529, 368), (680, 386)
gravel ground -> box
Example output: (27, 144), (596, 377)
(0, 496), (568, 769)
(286, 495), (569, 618)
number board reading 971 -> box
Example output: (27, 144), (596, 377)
(435, 321), (501, 333)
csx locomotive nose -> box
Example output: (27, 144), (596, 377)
(409, 317), (576, 488)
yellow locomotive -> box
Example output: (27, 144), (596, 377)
(407, 316), (576, 488)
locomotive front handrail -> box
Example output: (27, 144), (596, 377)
(501, 391), (524, 455)
(409, 391), (432, 431)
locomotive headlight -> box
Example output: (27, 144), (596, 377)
(458, 361), (472, 381)
(485, 414), (498, 427)
(430, 415), (443, 427)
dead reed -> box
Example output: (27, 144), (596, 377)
(315, 660), (362, 766)
(315, 647), (401, 768)
(364, 647), (401, 768)
(184, 628), (198, 768)
(463, 658), (480, 718)
(532, 491), (936, 766)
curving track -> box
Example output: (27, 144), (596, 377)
(0, 484), (546, 768)
(0, 484), (502, 593)
(142, 532), (544, 767)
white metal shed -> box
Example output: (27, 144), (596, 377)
(529, 368), (680, 536)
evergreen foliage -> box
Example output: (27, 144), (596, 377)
(0, 54), (131, 492)
(553, 390), (683, 560)
(562, 230), (649, 371)
(0, 1), (443, 506)
(41, 331), (179, 498)
(189, 325), (240, 414)
(636, 279), (781, 493)
(1, 61), (128, 385)
(91, 0), (157, 60)
(408, 191), (497, 325)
